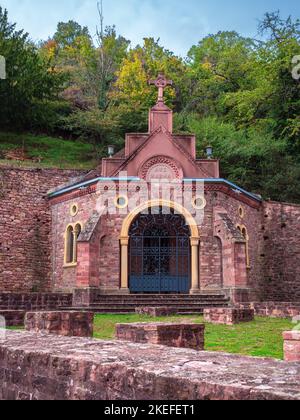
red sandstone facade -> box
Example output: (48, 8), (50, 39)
(1, 75), (300, 304)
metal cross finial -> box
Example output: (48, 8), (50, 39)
(149, 73), (173, 103)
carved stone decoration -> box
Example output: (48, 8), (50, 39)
(139, 156), (183, 181)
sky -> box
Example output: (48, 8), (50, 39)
(1, 0), (300, 56)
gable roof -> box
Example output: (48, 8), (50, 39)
(110, 125), (212, 179)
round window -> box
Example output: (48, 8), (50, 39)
(192, 196), (207, 210)
(114, 195), (128, 209)
(70, 204), (79, 217)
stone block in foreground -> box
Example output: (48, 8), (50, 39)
(116, 322), (205, 350)
(25, 311), (94, 337)
(0, 310), (25, 327)
(283, 331), (300, 362)
(1, 331), (300, 400)
(204, 308), (254, 325)
(135, 307), (178, 317)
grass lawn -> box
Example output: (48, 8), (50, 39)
(94, 314), (294, 360)
(0, 131), (97, 169)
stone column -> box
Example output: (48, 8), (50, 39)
(190, 238), (200, 294)
(73, 230), (78, 263)
(120, 237), (130, 294)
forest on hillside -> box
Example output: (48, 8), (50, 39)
(0, 5), (300, 202)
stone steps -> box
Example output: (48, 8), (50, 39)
(73, 293), (230, 314)
(70, 307), (209, 315)
(90, 301), (228, 307)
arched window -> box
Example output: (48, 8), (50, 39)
(73, 223), (82, 263)
(65, 225), (74, 265)
(237, 225), (250, 268)
(64, 223), (82, 266)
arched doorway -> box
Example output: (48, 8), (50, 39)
(120, 199), (200, 294)
(129, 207), (191, 293)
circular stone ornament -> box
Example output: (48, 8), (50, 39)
(114, 195), (129, 209)
(192, 196), (207, 210)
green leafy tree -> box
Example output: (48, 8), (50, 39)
(54, 20), (90, 50)
(110, 38), (187, 132)
(186, 31), (258, 116)
(0, 7), (64, 129)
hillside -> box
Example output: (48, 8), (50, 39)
(0, 132), (98, 170)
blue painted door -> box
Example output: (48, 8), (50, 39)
(129, 236), (191, 293)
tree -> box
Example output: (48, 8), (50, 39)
(217, 13), (300, 141)
(0, 7), (64, 130)
(186, 31), (258, 116)
(54, 20), (90, 50)
(110, 38), (187, 132)
(258, 11), (300, 147)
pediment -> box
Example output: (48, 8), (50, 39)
(111, 126), (210, 179)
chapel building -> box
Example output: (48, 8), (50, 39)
(47, 74), (288, 305)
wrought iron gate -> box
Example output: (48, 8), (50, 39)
(129, 208), (191, 293)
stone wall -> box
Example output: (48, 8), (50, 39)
(261, 202), (300, 302)
(0, 292), (72, 310)
(239, 302), (300, 319)
(1, 331), (300, 400)
(0, 166), (84, 292)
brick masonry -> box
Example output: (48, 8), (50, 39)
(0, 166), (85, 292)
(262, 202), (300, 302)
(239, 302), (300, 319)
(116, 322), (205, 350)
(1, 331), (300, 400)
(283, 331), (300, 362)
(135, 307), (179, 317)
(204, 308), (255, 325)
(0, 292), (72, 310)
(25, 311), (94, 338)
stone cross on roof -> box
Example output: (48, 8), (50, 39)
(149, 73), (173, 103)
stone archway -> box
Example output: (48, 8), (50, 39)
(120, 199), (200, 294)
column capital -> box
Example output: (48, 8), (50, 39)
(190, 237), (200, 247)
(120, 237), (129, 246)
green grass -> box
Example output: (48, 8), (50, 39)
(94, 314), (294, 360)
(0, 132), (97, 169)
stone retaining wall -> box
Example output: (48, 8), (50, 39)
(240, 302), (300, 319)
(0, 166), (84, 292)
(0, 293), (72, 310)
(0, 331), (300, 400)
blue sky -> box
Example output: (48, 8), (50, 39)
(1, 0), (300, 56)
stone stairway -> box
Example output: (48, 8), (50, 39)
(73, 294), (230, 315)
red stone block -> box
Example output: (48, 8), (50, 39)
(116, 322), (205, 351)
(0, 310), (25, 327)
(283, 331), (300, 362)
(25, 311), (94, 338)
(204, 308), (254, 325)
